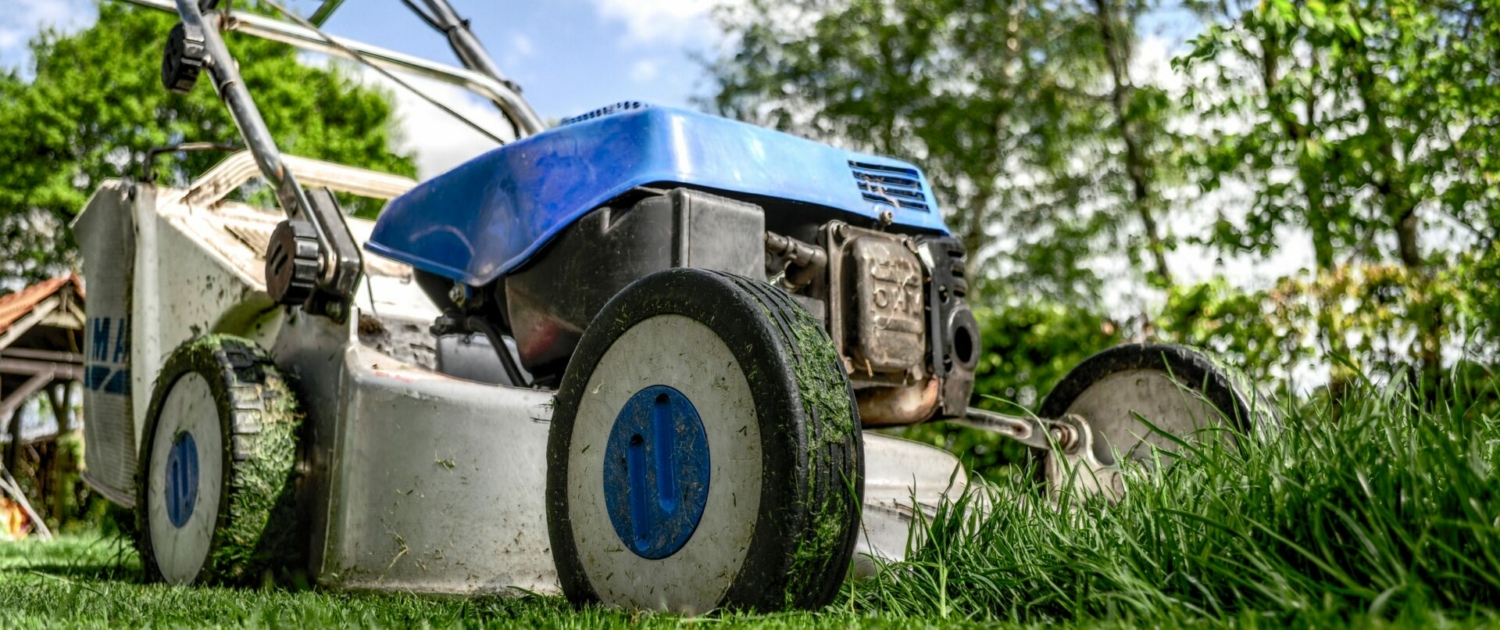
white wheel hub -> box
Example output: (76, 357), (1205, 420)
(566, 314), (763, 613)
(1065, 369), (1225, 463)
(146, 372), (222, 585)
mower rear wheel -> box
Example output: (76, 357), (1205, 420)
(135, 335), (304, 585)
(546, 268), (862, 614)
(1039, 343), (1267, 467)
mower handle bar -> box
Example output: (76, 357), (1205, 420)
(152, 0), (365, 304)
(159, 0), (327, 242)
(119, 0), (546, 137)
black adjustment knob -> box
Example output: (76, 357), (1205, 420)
(161, 21), (206, 94)
(265, 220), (321, 306)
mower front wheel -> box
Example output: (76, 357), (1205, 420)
(546, 268), (863, 614)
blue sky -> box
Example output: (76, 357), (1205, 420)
(305, 0), (720, 119)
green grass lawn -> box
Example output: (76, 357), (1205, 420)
(4, 382), (1499, 628)
(0, 535), (1011, 629)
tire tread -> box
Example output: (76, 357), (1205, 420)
(135, 335), (304, 585)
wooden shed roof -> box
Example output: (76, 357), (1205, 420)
(0, 275), (85, 338)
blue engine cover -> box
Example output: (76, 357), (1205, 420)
(366, 104), (951, 287)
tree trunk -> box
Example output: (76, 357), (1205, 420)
(44, 385), (69, 523)
(4, 407), (20, 479)
(1261, 33), (1354, 406)
(1349, 32), (1442, 398)
(1391, 199), (1441, 396)
(962, 187), (993, 287)
(1091, 0), (1172, 287)
(52, 384), (74, 435)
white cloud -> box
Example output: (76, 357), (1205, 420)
(589, 0), (727, 47)
(512, 33), (535, 57)
(376, 71), (514, 180)
(628, 59), (659, 83)
(0, 0), (95, 71)
(301, 54), (512, 180)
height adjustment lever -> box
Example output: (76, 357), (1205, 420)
(265, 219), (319, 306)
(264, 188), (364, 320)
(161, 21), (206, 94)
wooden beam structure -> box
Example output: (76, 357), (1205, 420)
(0, 358), (84, 382)
(0, 348), (84, 364)
(0, 373), (53, 422)
(0, 297), (60, 352)
(0, 274), (86, 534)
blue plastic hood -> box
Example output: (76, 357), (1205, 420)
(366, 105), (950, 286)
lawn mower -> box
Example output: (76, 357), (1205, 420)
(74, 0), (1267, 614)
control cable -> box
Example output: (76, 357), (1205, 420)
(259, 0), (510, 145)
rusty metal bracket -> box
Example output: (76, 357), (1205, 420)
(823, 221), (926, 385)
(955, 408), (1125, 502)
(954, 407), (1075, 451)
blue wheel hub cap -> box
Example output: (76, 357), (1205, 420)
(604, 385), (711, 559)
(164, 431), (199, 528)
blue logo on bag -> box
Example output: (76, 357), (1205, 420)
(84, 316), (131, 395)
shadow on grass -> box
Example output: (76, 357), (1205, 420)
(0, 533), (142, 586)
(18, 560), (140, 584)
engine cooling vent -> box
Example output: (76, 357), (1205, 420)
(847, 161), (929, 212)
(560, 101), (650, 126)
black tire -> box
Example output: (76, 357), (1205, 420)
(546, 268), (863, 613)
(135, 335), (304, 585)
(1039, 343), (1269, 465)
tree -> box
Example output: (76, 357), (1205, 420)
(1177, 0), (1500, 393)
(0, 0), (416, 286)
(712, 0), (1496, 403)
(710, 0), (1195, 307)
(1087, 0), (1184, 288)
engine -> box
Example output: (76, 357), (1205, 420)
(420, 185), (976, 427)
(371, 104), (978, 426)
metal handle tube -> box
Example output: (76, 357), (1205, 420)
(120, 0), (545, 137)
(226, 9), (545, 136)
(174, 0), (287, 188)
(309, 0), (347, 26)
(417, 0), (513, 88)
(172, 0), (343, 288)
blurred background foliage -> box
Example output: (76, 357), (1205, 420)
(708, 0), (1499, 476)
(0, 1), (414, 285)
